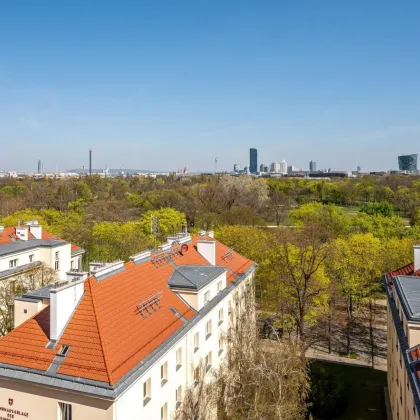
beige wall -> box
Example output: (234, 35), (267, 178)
(14, 299), (45, 328)
(0, 378), (113, 420)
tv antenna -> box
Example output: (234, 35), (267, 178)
(151, 215), (160, 249)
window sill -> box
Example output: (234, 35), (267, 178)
(161, 379), (168, 387)
(143, 397), (151, 407)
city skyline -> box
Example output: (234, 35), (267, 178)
(1, 2), (420, 172)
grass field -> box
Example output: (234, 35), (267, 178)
(339, 206), (363, 216)
(310, 361), (387, 420)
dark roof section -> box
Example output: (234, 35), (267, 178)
(394, 276), (420, 320)
(0, 261), (42, 279)
(22, 284), (56, 301)
(386, 262), (420, 286)
(168, 265), (226, 290)
(0, 239), (67, 258)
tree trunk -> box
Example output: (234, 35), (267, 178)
(346, 296), (353, 355)
(369, 299), (375, 369)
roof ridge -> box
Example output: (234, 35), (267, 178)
(87, 277), (115, 386)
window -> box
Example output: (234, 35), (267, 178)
(219, 337), (225, 356)
(55, 260), (60, 271)
(29, 254), (34, 263)
(205, 351), (212, 372)
(58, 402), (72, 420)
(176, 385), (182, 409)
(9, 259), (18, 268)
(161, 361), (168, 386)
(194, 332), (199, 352)
(204, 291), (210, 304)
(217, 281), (222, 292)
(143, 378), (151, 406)
(55, 251), (59, 260)
(218, 308), (224, 326)
(194, 367), (200, 387)
(176, 347), (182, 370)
(206, 320), (212, 339)
(29, 274), (35, 285)
(161, 402), (168, 420)
(71, 260), (74, 270)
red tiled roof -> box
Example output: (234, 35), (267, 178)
(0, 226), (82, 254)
(0, 236), (254, 386)
(386, 263), (420, 286)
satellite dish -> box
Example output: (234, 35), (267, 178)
(181, 244), (189, 253)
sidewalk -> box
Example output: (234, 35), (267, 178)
(306, 347), (387, 371)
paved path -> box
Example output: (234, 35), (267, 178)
(306, 347), (387, 371)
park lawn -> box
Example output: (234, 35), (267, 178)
(339, 205), (363, 217)
(311, 361), (387, 420)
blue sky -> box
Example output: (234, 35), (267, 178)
(1, 1), (420, 172)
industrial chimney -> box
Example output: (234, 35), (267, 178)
(89, 149), (92, 176)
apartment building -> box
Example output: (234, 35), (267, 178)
(385, 246), (420, 420)
(0, 232), (255, 420)
(0, 221), (84, 281)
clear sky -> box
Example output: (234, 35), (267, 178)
(1, 0), (420, 173)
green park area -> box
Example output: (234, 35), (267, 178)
(310, 361), (387, 420)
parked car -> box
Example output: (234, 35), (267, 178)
(257, 317), (284, 340)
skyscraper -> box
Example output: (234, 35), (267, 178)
(309, 160), (317, 172)
(37, 160), (42, 174)
(398, 154), (418, 171)
(249, 148), (258, 174)
(233, 164), (241, 173)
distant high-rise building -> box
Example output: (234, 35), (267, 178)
(250, 148), (258, 174)
(263, 165), (269, 173)
(270, 162), (281, 173)
(37, 160), (42, 174)
(309, 160), (316, 172)
(357, 165), (361, 172)
(259, 164), (265, 173)
(288, 165), (301, 174)
(233, 164), (241, 173)
(279, 160), (288, 174)
(398, 154), (418, 171)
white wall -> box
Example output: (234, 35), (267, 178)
(114, 271), (251, 420)
(0, 248), (41, 271)
(50, 280), (84, 341)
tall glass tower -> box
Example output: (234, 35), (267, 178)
(250, 148), (258, 174)
(398, 154), (418, 171)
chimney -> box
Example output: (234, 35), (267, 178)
(50, 279), (85, 341)
(415, 245), (420, 272)
(15, 224), (28, 241)
(197, 240), (216, 266)
(207, 231), (215, 239)
(25, 221), (42, 239)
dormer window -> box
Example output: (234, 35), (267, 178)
(9, 259), (18, 269)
